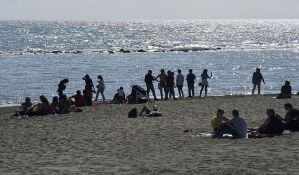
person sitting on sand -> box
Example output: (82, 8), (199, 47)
(69, 90), (86, 107)
(284, 103), (299, 131)
(27, 95), (52, 116)
(252, 68), (265, 95)
(213, 110), (248, 139)
(257, 109), (284, 135)
(277, 81), (292, 99)
(57, 79), (69, 97)
(58, 94), (71, 114)
(51, 96), (60, 114)
(211, 109), (230, 132)
(14, 97), (33, 116)
(139, 105), (162, 117)
(113, 87), (126, 104)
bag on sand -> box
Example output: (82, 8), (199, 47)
(128, 108), (138, 118)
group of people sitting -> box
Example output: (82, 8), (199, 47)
(211, 103), (299, 139)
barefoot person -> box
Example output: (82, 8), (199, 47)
(57, 79), (69, 97)
(95, 75), (105, 102)
(186, 69), (196, 97)
(200, 69), (212, 97)
(144, 70), (158, 100)
(176, 69), (184, 98)
(156, 69), (167, 100)
(252, 68), (265, 95)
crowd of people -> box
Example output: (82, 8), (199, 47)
(14, 67), (297, 118)
(210, 103), (299, 139)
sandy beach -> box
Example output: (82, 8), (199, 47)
(1, 95), (299, 174)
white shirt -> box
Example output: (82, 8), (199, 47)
(231, 116), (247, 138)
(176, 74), (184, 86)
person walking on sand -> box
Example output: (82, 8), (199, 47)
(95, 75), (105, 102)
(156, 69), (167, 100)
(144, 70), (158, 100)
(186, 69), (196, 97)
(252, 68), (265, 95)
(176, 69), (184, 98)
(200, 69), (212, 97)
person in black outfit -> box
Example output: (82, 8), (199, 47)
(83, 74), (95, 103)
(252, 68), (265, 95)
(258, 109), (284, 135)
(284, 103), (299, 131)
(164, 71), (176, 101)
(277, 81), (292, 99)
(186, 69), (196, 97)
(57, 79), (69, 97)
(144, 70), (158, 100)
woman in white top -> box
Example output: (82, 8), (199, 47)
(95, 75), (105, 102)
(200, 69), (212, 97)
(176, 69), (184, 98)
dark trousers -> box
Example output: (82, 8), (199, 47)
(188, 84), (194, 97)
(214, 123), (239, 138)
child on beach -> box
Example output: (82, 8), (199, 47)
(252, 68), (265, 95)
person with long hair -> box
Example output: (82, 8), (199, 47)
(200, 69), (212, 97)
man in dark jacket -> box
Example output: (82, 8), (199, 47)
(144, 70), (158, 100)
(252, 68), (265, 95)
(186, 69), (196, 97)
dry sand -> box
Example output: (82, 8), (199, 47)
(1, 95), (299, 175)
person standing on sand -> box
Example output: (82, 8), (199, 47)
(176, 69), (184, 98)
(252, 68), (265, 95)
(156, 69), (167, 100)
(213, 110), (248, 139)
(57, 79), (69, 97)
(200, 69), (212, 97)
(164, 71), (176, 101)
(95, 75), (105, 102)
(186, 69), (196, 97)
(144, 70), (158, 100)
(83, 74), (95, 101)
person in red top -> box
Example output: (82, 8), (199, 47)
(69, 90), (86, 107)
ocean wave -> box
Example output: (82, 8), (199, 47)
(0, 43), (298, 56)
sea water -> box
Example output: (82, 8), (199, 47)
(0, 20), (298, 105)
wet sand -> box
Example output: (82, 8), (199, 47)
(1, 95), (299, 174)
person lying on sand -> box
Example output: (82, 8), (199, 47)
(213, 110), (247, 139)
(211, 109), (230, 133)
(139, 105), (162, 117)
(254, 109), (284, 135)
(14, 97), (33, 116)
(284, 103), (299, 131)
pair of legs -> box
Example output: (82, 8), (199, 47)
(146, 84), (157, 100)
(177, 85), (184, 98)
(214, 123), (240, 138)
(95, 89), (105, 102)
(165, 87), (176, 100)
(200, 85), (208, 97)
(158, 83), (165, 100)
(187, 84), (194, 97)
(252, 83), (261, 95)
